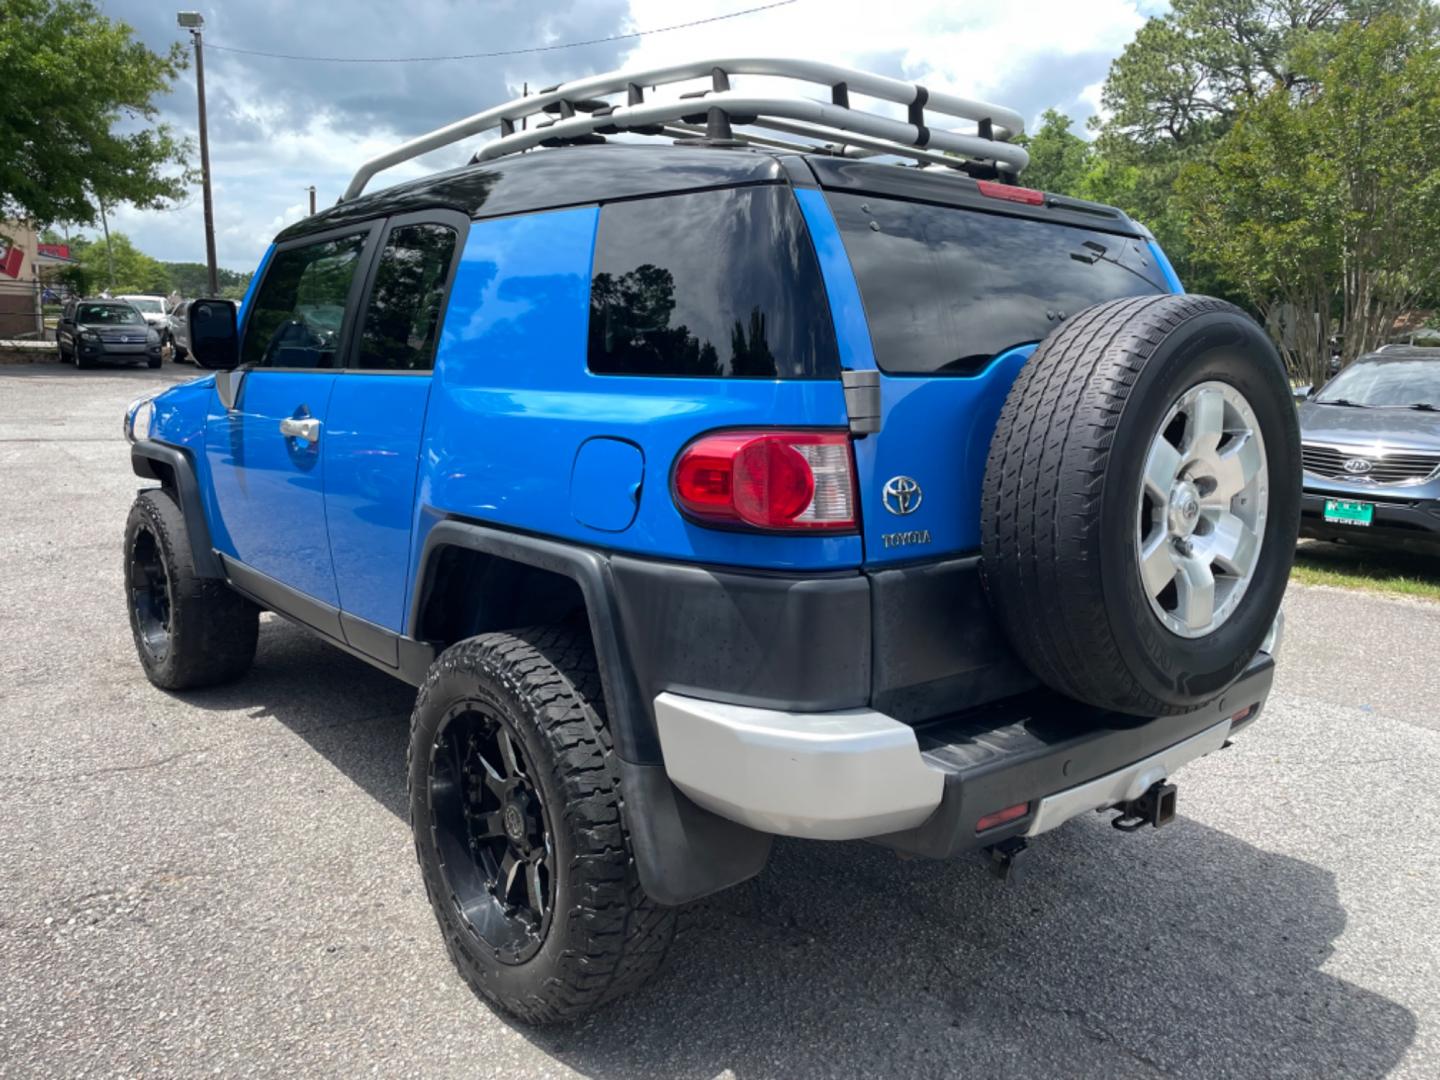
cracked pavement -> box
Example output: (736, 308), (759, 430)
(2, 363), (1439, 1078)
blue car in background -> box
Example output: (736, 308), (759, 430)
(117, 58), (1299, 1022)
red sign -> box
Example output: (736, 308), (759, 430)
(37, 242), (70, 260)
(0, 243), (23, 279)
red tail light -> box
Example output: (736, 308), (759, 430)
(673, 431), (857, 532)
(977, 179), (1045, 205)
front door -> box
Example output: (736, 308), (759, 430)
(205, 226), (376, 607)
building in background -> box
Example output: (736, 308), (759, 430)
(0, 221), (77, 338)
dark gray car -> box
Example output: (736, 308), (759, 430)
(1299, 348), (1440, 547)
(55, 300), (163, 370)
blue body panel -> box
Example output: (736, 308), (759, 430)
(409, 205), (860, 600)
(204, 371), (341, 606)
(325, 374), (433, 630)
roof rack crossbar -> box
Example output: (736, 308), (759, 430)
(342, 56), (1028, 200)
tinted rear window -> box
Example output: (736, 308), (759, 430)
(829, 193), (1166, 375)
(588, 185), (838, 378)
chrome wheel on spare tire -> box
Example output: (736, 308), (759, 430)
(981, 293), (1300, 717)
(1137, 380), (1268, 638)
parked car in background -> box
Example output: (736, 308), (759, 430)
(1299, 347), (1440, 548)
(115, 295), (170, 339)
(56, 299), (162, 369)
(166, 299), (192, 362)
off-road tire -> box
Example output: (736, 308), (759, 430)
(981, 294), (1300, 715)
(408, 627), (678, 1025)
(123, 488), (259, 689)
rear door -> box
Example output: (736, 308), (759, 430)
(803, 185), (1172, 566)
(204, 225), (378, 606)
(323, 211), (464, 647)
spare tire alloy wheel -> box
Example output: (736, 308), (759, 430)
(981, 294), (1300, 716)
(1137, 381), (1268, 638)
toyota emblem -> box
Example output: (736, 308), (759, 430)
(882, 475), (922, 516)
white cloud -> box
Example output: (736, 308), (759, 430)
(100, 0), (1151, 276)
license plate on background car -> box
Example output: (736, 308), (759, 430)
(1324, 499), (1375, 527)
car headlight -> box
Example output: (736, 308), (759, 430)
(125, 396), (156, 443)
(147, 328), (161, 344)
(80, 329), (99, 341)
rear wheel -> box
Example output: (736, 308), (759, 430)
(408, 627), (677, 1024)
(981, 294), (1300, 715)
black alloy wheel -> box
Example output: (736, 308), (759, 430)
(429, 702), (555, 964)
(128, 523), (173, 663)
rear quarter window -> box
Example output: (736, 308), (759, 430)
(588, 185), (839, 378)
(828, 193), (1166, 376)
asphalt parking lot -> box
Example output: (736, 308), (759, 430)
(2, 362), (1438, 1079)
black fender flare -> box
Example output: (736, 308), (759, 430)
(409, 519), (772, 905)
(131, 441), (224, 579)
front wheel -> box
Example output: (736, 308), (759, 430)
(124, 489), (259, 689)
(408, 627), (677, 1024)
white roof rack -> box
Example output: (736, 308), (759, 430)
(342, 57), (1028, 201)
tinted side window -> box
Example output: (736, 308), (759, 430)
(355, 223), (458, 372)
(588, 185), (838, 378)
(241, 233), (367, 369)
(829, 194), (1165, 375)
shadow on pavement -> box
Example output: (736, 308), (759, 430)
(181, 617), (1417, 1079)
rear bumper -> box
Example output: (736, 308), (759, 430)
(656, 651), (1275, 855)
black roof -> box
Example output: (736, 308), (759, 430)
(277, 141), (1141, 243)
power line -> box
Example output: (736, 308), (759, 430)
(206, 1), (798, 63)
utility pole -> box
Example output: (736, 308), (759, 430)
(307, 186), (316, 216)
(178, 12), (219, 296)
(98, 199), (115, 290)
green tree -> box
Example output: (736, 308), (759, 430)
(67, 232), (172, 294)
(0, 0), (192, 228)
(163, 261), (253, 300)
(1014, 109), (1093, 196)
(1175, 12), (1440, 383)
(1096, 0), (1414, 153)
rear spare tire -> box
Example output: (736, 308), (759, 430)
(980, 294), (1299, 716)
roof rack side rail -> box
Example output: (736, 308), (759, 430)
(342, 57), (1028, 200)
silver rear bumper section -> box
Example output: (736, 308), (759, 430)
(655, 693), (1238, 843)
(653, 693), (944, 840)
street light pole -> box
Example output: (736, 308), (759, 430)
(178, 12), (219, 296)
(307, 185), (316, 216)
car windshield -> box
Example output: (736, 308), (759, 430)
(124, 298), (164, 314)
(1314, 358), (1440, 407)
(78, 304), (144, 326)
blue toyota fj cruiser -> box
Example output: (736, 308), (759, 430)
(122, 60), (1299, 1023)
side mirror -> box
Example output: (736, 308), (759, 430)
(189, 299), (240, 370)
(1292, 384), (1312, 402)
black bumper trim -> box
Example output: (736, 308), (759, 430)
(876, 654), (1275, 858)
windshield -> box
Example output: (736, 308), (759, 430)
(1315, 359), (1440, 407)
(78, 304), (144, 326)
(123, 298), (164, 314)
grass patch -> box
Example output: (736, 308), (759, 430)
(1292, 540), (1440, 601)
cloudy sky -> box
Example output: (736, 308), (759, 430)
(100, 0), (1166, 272)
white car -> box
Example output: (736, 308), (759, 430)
(114, 295), (170, 337)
